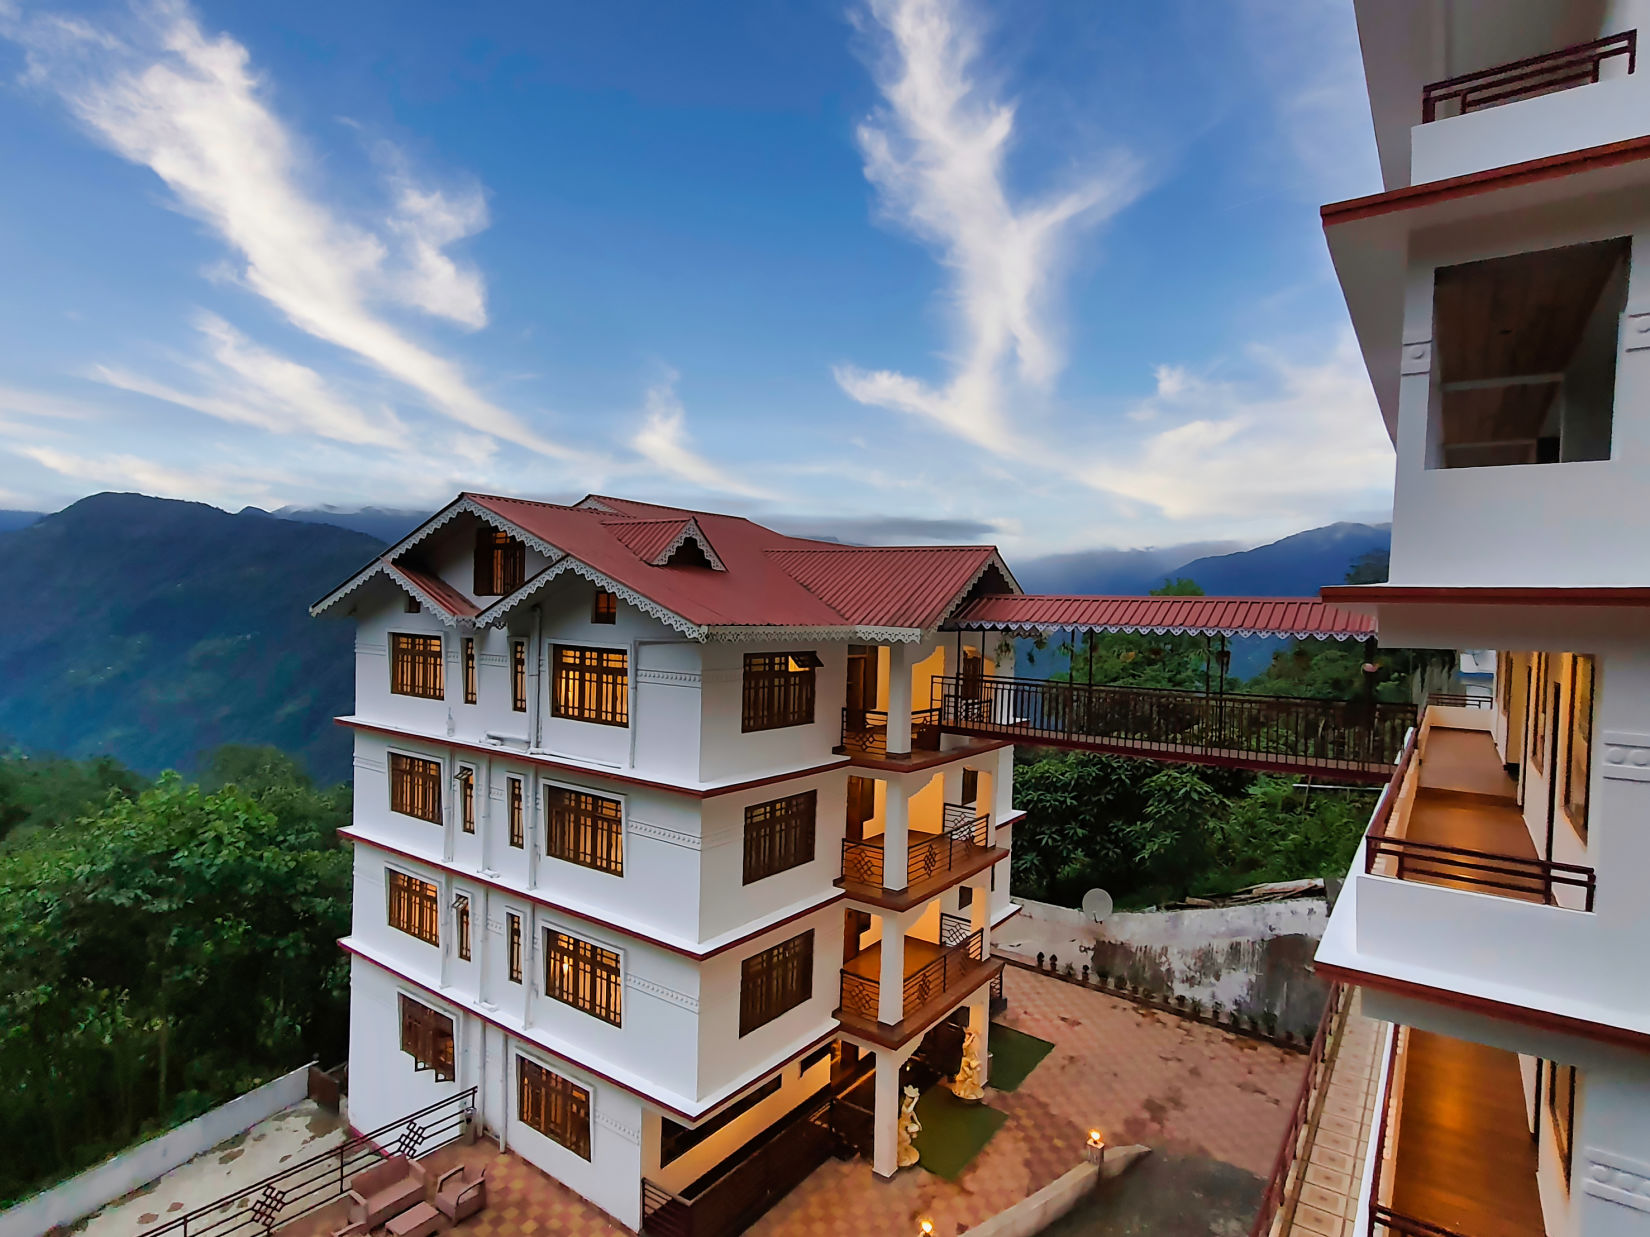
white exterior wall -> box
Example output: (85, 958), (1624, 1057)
(697, 641), (848, 785)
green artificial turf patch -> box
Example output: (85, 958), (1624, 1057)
(913, 1084), (1009, 1181)
(987, 1022), (1055, 1092)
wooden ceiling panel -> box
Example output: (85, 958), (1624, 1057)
(1439, 382), (1557, 445)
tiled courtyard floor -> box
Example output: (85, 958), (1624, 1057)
(279, 966), (1305, 1237)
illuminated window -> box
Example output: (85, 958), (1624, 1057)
(398, 995), (454, 1081)
(390, 634), (444, 699)
(1566, 655), (1594, 840)
(455, 895), (471, 961)
(544, 930), (622, 1026)
(512, 640), (527, 712)
(546, 787), (624, 876)
(457, 767), (475, 834)
(389, 754), (442, 824)
(742, 652), (820, 732)
(462, 637), (477, 704)
(507, 912), (523, 984)
(387, 870), (439, 945)
(553, 646), (628, 726)
(475, 525), (525, 595)
(517, 1057), (590, 1159)
(508, 777), (525, 849)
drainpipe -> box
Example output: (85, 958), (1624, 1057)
(530, 606), (544, 750)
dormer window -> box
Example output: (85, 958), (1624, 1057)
(474, 525), (526, 596)
(404, 592), (420, 613)
(592, 589), (617, 624)
(664, 536), (714, 569)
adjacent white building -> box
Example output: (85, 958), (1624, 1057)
(1318, 6), (1650, 1237)
(312, 493), (1024, 1230)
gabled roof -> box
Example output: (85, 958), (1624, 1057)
(312, 492), (1017, 640)
(947, 594), (1377, 640)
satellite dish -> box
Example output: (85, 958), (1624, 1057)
(1081, 888), (1114, 924)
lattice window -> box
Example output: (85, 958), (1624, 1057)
(508, 777), (525, 848)
(455, 895), (471, 961)
(475, 525), (526, 596)
(738, 930), (813, 1037)
(741, 652), (819, 732)
(387, 870), (440, 946)
(517, 1057), (590, 1159)
(389, 753), (443, 824)
(398, 994), (455, 1081)
(507, 912), (523, 984)
(462, 637), (477, 705)
(592, 589), (617, 624)
(1566, 654), (1594, 840)
(457, 767), (475, 834)
(390, 634), (444, 699)
(544, 930), (623, 1026)
(742, 791), (817, 884)
(546, 787), (624, 876)
(512, 640), (528, 712)
(553, 645), (628, 726)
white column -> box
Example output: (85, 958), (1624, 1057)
(882, 779), (910, 892)
(872, 1046), (902, 1178)
(877, 914), (906, 1025)
(968, 871), (991, 958)
(966, 987), (992, 1088)
(886, 643), (914, 754)
(993, 745), (1015, 822)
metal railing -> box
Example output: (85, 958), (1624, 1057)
(837, 930), (988, 1027)
(839, 707), (941, 757)
(838, 805), (993, 890)
(147, 1087), (477, 1236)
(935, 674), (1412, 777)
(1249, 984), (1347, 1237)
(1364, 728), (1598, 911)
(1422, 692), (1491, 710)
(1422, 30), (1636, 121)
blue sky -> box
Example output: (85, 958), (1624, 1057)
(0, 0), (1394, 555)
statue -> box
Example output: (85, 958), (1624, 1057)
(952, 1026), (986, 1101)
(896, 1084), (922, 1168)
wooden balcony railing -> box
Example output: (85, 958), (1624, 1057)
(837, 930), (986, 1026)
(935, 675), (1412, 778)
(840, 707), (940, 756)
(1249, 983), (1347, 1237)
(1363, 729), (1598, 911)
(839, 805), (992, 890)
(1422, 30), (1636, 122)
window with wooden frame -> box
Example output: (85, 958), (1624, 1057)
(552, 645), (629, 726)
(961, 768), (979, 806)
(462, 637), (477, 704)
(508, 777), (525, 848)
(544, 930), (623, 1026)
(1548, 1061), (1578, 1188)
(742, 790), (817, 884)
(1566, 655), (1594, 841)
(738, 930), (813, 1036)
(390, 633), (444, 699)
(592, 588), (617, 624)
(545, 786), (624, 876)
(387, 870), (440, 945)
(398, 994), (455, 1081)
(389, 753), (443, 824)
(405, 592), (421, 613)
(517, 1057), (591, 1159)
(455, 895), (471, 961)
(659, 1075), (781, 1166)
(1531, 652), (1550, 773)
(457, 767), (476, 834)
(507, 912), (523, 983)
(741, 652), (820, 732)
(512, 640), (528, 713)
(475, 525), (526, 596)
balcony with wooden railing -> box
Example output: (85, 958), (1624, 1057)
(838, 803), (1005, 911)
(836, 929), (1002, 1048)
(1421, 30), (1636, 123)
(935, 674), (1413, 781)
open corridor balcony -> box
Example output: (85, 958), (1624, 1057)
(1368, 1025), (1545, 1237)
(838, 706), (940, 757)
(837, 804), (1006, 912)
(836, 931), (1002, 1048)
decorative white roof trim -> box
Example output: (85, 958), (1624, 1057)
(935, 551), (1021, 625)
(700, 624), (926, 644)
(575, 496), (622, 515)
(381, 563), (476, 631)
(310, 558), (389, 618)
(453, 496), (564, 561)
(949, 622), (1366, 641)
(652, 516), (726, 571)
(476, 556), (706, 640)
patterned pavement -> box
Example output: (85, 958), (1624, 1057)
(280, 966), (1304, 1237)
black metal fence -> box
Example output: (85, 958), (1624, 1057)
(935, 674), (1411, 777)
(146, 1087), (477, 1237)
(839, 707), (940, 756)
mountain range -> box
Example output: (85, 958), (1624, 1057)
(0, 495), (1391, 781)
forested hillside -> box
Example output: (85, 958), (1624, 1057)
(0, 494), (384, 783)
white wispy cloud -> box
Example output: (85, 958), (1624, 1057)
(835, 0), (1141, 447)
(6, 0), (576, 460)
(1082, 331), (1393, 531)
(16, 443), (297, 508)
(629, 373), (776, 501)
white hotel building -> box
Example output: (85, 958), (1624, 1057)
(1315, 5), (1650, 1237)
(312, 492), (1023, 1230)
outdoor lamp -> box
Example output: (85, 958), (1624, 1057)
(1085, 1129), (1106, 1168)
(918, 1219), (935, 1236)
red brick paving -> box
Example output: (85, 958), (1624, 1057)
(279, 967), (1302, 1237)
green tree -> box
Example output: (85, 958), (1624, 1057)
(1059, 578), (1217, 692)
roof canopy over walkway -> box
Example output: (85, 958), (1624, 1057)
(934, 594), (1403, 782)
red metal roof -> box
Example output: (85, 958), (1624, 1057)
(385, 562), (481, 618)
(765, 546), (1005, 630)
(605, 518), (693, 563)
(947, 594), (1377, 640)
